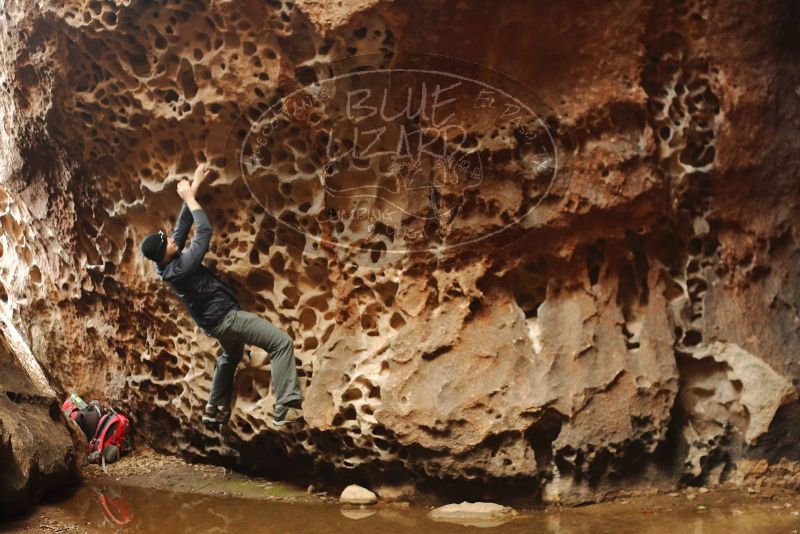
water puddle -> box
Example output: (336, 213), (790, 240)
(10, 481), (800, 534)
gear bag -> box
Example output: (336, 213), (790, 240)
(86, 409), (132, 469)
(61, 394), (103, 440)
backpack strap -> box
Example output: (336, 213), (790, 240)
(98, 416), (116, 448)
(89, 414), (113, 452)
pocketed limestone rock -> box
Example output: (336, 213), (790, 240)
(0, 0), (798, 508)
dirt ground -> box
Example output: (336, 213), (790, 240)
(79, 447), (333, 502)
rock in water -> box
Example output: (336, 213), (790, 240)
(339, 485), (378, 505)
(428, 502), (518, 527)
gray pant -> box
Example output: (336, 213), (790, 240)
(206, 309), (302, 409)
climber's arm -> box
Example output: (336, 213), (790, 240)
(171, 202), (194, 251)
(171, 164), (211, 250)
(167, 181), (211, 278)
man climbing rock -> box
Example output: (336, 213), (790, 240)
(140, 164), (304, 427)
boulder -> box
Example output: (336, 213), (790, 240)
(0, 325), (80, 518)
(428, 502), (518, 527)
(339, 484), (378, 505)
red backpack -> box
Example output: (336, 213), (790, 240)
(86, 409), (133, 469)
(62, 397), (103, 440)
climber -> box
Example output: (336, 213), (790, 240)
(139, 163), (304, 428)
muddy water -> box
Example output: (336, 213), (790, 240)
(17, 482), (800, 534)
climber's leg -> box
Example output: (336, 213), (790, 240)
(207, 335), (244, 410)
(223, 310), (302, 408)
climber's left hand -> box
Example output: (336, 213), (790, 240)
(191, 163), (212, 195)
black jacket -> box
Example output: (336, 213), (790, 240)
(156, 203), (239, 333)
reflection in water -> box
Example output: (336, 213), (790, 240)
(57, 483), (800, 534)
(91, 486), (133, 527)
(340, 505), (377, 520)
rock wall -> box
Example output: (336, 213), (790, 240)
(0, 312), (81, 517)
(0, 0), (798, 504)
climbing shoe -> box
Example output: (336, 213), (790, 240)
(202, 404), (231, 426)
(271, 405), (304, 427)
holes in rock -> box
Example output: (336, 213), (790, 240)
(333, 405), (358, 426)
(164, 89), (179, 103)
(299, 308), (316, 329)
(269, 253), (284, 273)
(179, 59), (198, 99)
(282, 286), (301, 308)
(464, 297), (481, 320)
(154, 32), (167, 49)
(623, 323), (641, 350)
(683, 329), (702, 346)
(246, 271), (274, 291)
(369, 240), (386, 264)
(586, 243), (604, 286)
(342, 388), (362, 402)
(704, 237), (719, 256)
(295, 67), (317, 85)
(360, 307), (378, 334)
(389, 312), (406, 330)
(687, 277), (707, 297)
(687, 236), (705, 256)
(102, 12), (117, 25)
(459, 133), (479, 149)
(29, 266), (41, 284)
(126, 52), (151, 77)
(422, 345), (451, 361)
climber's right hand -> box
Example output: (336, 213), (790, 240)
(177, 179), (195, 201)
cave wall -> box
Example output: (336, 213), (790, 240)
(0, 0), (798, 504)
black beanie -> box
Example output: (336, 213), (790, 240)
(141, 232), (167, 263)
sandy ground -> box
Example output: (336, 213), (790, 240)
(79, 447), (333, 502)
